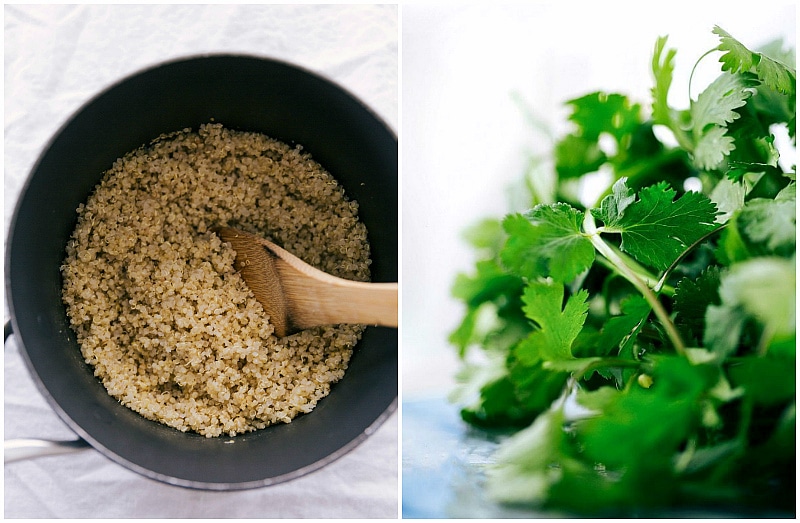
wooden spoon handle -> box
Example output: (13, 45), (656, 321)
(256, 236), (398, 330)
(280, 273), (398, 330)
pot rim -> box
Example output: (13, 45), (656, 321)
(5, 52), (398, 489)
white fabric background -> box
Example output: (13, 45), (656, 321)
(4, 4), (398, 518)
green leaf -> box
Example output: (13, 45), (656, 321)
(508, 357), (570, 416)
(705, 257), (796, 356)
(689, 71), (758, 171)
(714, 26), (759, 73)
(577, 356), (710, 471)
(728, 356), (796, 406)
(674, 267), (722, 344)
(717, 184), (795, 266)
(449, 259), (527, 356)
(596, 294), (651, 354)
(676, 439), (742, 475)
(692, 71), (757, 134)
(514, 280), (589, 365)
(693, 126), (737, 171)
(714, 25), (796, 95)
(486, 408), (565, 505)
(735, 184), (796, 257)
(704, 305), (749, 359)
(554, 134), (605, 179)
(597, 180), (720, 271)
(452, 259), (523, 307)
(462, 217), (506, 254)
(708, 177), (747, 223)
(459, 374), (537, 428)
(501, 204), (595, 283)
(566, 92), (642, 142)
(651, 35), (677, 128)
(592, 177), (636, 226)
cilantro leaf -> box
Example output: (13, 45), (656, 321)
(596, 294), (651, 355)
(459, 373), (539, 428)
(728, 356), (796, 406)
(690, 72), (758, 170)
(718, 183), (796, 264)
(461, 217), (506, 253)
(693, 126), (737, 171)
(507, 358), (569, 418)
(577, 356), (711, 471)
(449, 25), (796, 516)
(674, 267), (722, 345)
(514, 280), (589, 365)
(708, 177), (747, 224)
(714, 25), (796, 95)
(554, 134), (605, 180)
(715, 26), (759, 72)
(651, 35), (677, 128)
(449, 259), (527, 356)
(501, 204), (595, 283)
(704, 257), (796, 357)
(567, 92), (642, 142)
(592, 177), (635, 226)
(735, 184), (796, 257)
(594, 180), (720, 271)
(692, 71), (757, 132)
(486, 408), (565, 505)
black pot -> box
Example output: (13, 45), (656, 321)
(5, 54), (398, 489)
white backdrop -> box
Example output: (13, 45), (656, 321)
(401, 1), (796, 398)
(4, 4), (398, 518)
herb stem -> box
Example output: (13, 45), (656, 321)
(578, 357), (641, 378)
(584, 212), (687, 355)
(657, 224), (727, 292)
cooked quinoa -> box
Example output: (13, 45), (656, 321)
(60, 123), (371, 437)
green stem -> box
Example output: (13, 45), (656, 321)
(584, 212), (687, 356)
(595, 242), (674, 295)
(578, 357), (641, 378)
(657, 224), (727, 292)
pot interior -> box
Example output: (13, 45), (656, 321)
(6, 55), (398, 489)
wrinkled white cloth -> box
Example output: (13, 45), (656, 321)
(4, 4), (398, 518)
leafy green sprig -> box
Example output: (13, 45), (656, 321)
(449, 26), (795, 514)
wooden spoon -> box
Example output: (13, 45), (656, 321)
(214, 227), (398, 337)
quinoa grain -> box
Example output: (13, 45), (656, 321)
(61, 123), (371, 438)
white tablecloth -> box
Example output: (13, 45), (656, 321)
(4, 4), (398, 518)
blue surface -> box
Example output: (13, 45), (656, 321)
(401, 397), (540, 519)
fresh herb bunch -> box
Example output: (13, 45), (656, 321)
(449, 26), (795, 515)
